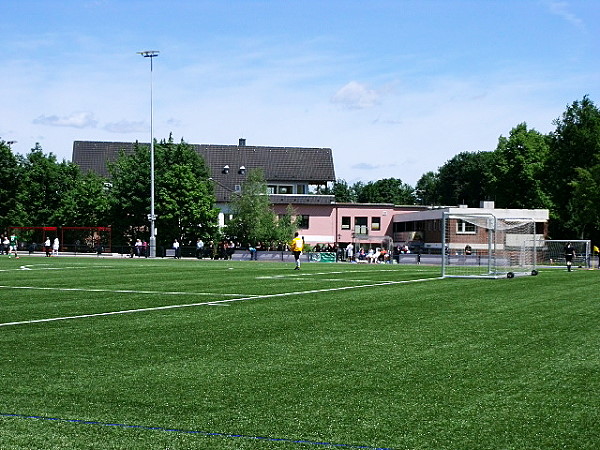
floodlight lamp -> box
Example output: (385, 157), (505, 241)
(137, 50), (160, 58)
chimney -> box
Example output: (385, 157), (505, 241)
(239, 138), (246, 146)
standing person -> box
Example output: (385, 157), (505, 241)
(52, 237), (60, 257)
(173, 239), (181, 259)
(595, 245), (600, 269)
(564, 242), (576, 272)
(2, 235), (9, 255)
(195, 238), (204, 259)
(134, 239), (143, 257)
(346, 242), (354, 262)
(8, 233), (19, 259)
(44, 237), (51, 257)
(290, 232), (304, 270)
(248, 244), (257, 260)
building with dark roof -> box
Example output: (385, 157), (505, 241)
(72, 138), (336, 227)
(73, 138), (335, 202)
(72, 140), (549, 253)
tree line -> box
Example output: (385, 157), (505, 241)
(323, 96), (600, 242)
(2, 96), (600, 247)
(0, 135), (296, 251)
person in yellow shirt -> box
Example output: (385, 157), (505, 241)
(291, 232), (304, 270)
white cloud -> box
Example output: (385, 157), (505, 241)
(544, 1), (586, 30)
(331, 81), (380, 110)
(33, 111), (98, 129)
(103, 120), (147, 134)
(351, 162), (396, 171)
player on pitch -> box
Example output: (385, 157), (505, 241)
(564, 242), (576, 272)
(291, 232), (304, 270)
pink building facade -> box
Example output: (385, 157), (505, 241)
(272, 201), (429, 250)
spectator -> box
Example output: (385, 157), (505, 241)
(345, 243), (354, 262)
(366, 248), (375, 263)
(196, 238), (204, 259)
(134, 239), (143, 257)
(52, 237), (60, 257)
(173, 239), (181, 259)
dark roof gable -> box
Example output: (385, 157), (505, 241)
(72, 140), (336, 202)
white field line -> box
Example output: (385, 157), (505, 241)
(0, 285), (251, 297)
(255, 269), (434, 279)
(0, 277), (442, 328)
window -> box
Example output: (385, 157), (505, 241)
(355, 217), (368, 235)
(341, 216), (351, 230)
(278, 185), (293, 194)
(371, 217), (381, 231)
(296, 184), (307, 194)
(298, 215), (309, 229)
(456, 219), (476, 234)
(267, 185), (276, 194)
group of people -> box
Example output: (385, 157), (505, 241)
(1, 232), (588, 273)
(345, 243), (391, 264)
(41, 237), (61, 257)
(132, 239), (148, 257)
(1, 234), (60, 259)
(1, 234), (19, 259)
(170, 238), (236, 259)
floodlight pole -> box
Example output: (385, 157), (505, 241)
(138, 50), (159, 257)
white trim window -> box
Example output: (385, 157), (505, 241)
(456, 219), (476, 234)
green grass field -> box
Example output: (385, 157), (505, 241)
(0, 256), (598, 449)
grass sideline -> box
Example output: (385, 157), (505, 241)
(0, 256), (598, 449)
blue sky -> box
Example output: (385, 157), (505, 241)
(2, 0), (599, 186)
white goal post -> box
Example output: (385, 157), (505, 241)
(441, 212), (539, 279)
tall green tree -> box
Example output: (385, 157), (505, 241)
(435, 151), (494, 207)
(491, 123), (552, 209)
(329, 179), (355, 202)
(225, 169), (278, 246)
(415, 171), (441, 206)
(108, 138), (218, 246)
(275, 204), (300, 247)
(568, 161), (600, 241)
(356, 178), (415, 205)
(15, 143), (80, 226)
(55, 170), (111, 226)
(546, 96), (600, 238)
(0, 140), (23, 230)
(107, 142), (153, 245)
(154, 137), (218, 245)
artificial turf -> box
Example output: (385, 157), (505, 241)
(0, 256), (598, 449)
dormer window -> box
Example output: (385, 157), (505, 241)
(222, 165), (230, 174)
(238, 165), (246, 175)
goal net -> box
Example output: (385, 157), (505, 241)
(537, 240), (591, 269)
(442, 213), (539, 279)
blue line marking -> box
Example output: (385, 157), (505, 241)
(1, 412), (396, 449)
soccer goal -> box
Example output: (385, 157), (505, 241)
(441, 212), (539, 279)
(538, 239), (591, 269)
